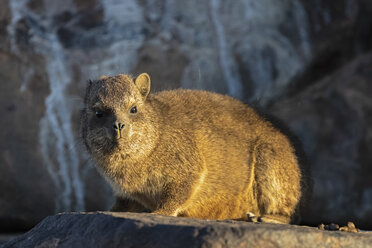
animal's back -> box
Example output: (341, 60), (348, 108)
(149, 89), (302, 221)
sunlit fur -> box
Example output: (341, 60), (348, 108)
(80, 73), (311, 224)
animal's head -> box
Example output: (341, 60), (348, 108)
(80, 73), (158, 163)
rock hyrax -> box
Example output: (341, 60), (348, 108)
(80, 73), (311, 224)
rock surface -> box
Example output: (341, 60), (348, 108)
(3, 212), (372, 248)
(1, 0), (372, 231)
(271, 52), (372, 228)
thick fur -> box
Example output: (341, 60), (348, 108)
(80, 73), (311, 223)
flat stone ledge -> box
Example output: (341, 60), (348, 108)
(2, 212), (372, 248)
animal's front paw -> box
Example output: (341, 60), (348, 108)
(246, 212), (260, 222)
(246, 213), (290, 224)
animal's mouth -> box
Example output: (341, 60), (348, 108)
(114, 129), (125, 140)
(112, 136), (128, 149)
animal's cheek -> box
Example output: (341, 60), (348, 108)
(127, 121), (147, 136)
(103, 126), (116, 140)
(126, 124), (135, 139)
(87, 127), (111, 145)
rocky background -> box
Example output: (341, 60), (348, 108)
(0, 0), (371, 231)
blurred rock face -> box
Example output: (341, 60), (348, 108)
(272, 53), (372, 227)
(0, 0), (371, 230)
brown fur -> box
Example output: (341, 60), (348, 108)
(80, 73), (311, 224)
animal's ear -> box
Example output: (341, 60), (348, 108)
(134, 73), (151, 99)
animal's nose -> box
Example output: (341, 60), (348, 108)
(113, 121), (125, 130)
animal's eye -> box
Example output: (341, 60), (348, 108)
(130, 106), (137, 114)
(95, 111), (104, 118)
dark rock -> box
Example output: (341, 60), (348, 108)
(0, 54), (56, 231)
(292, 0), (372, 97)
(271, 52), (372, 229)
(3, 212), (372, 248)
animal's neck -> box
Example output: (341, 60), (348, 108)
(97, 150), (162, 210)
